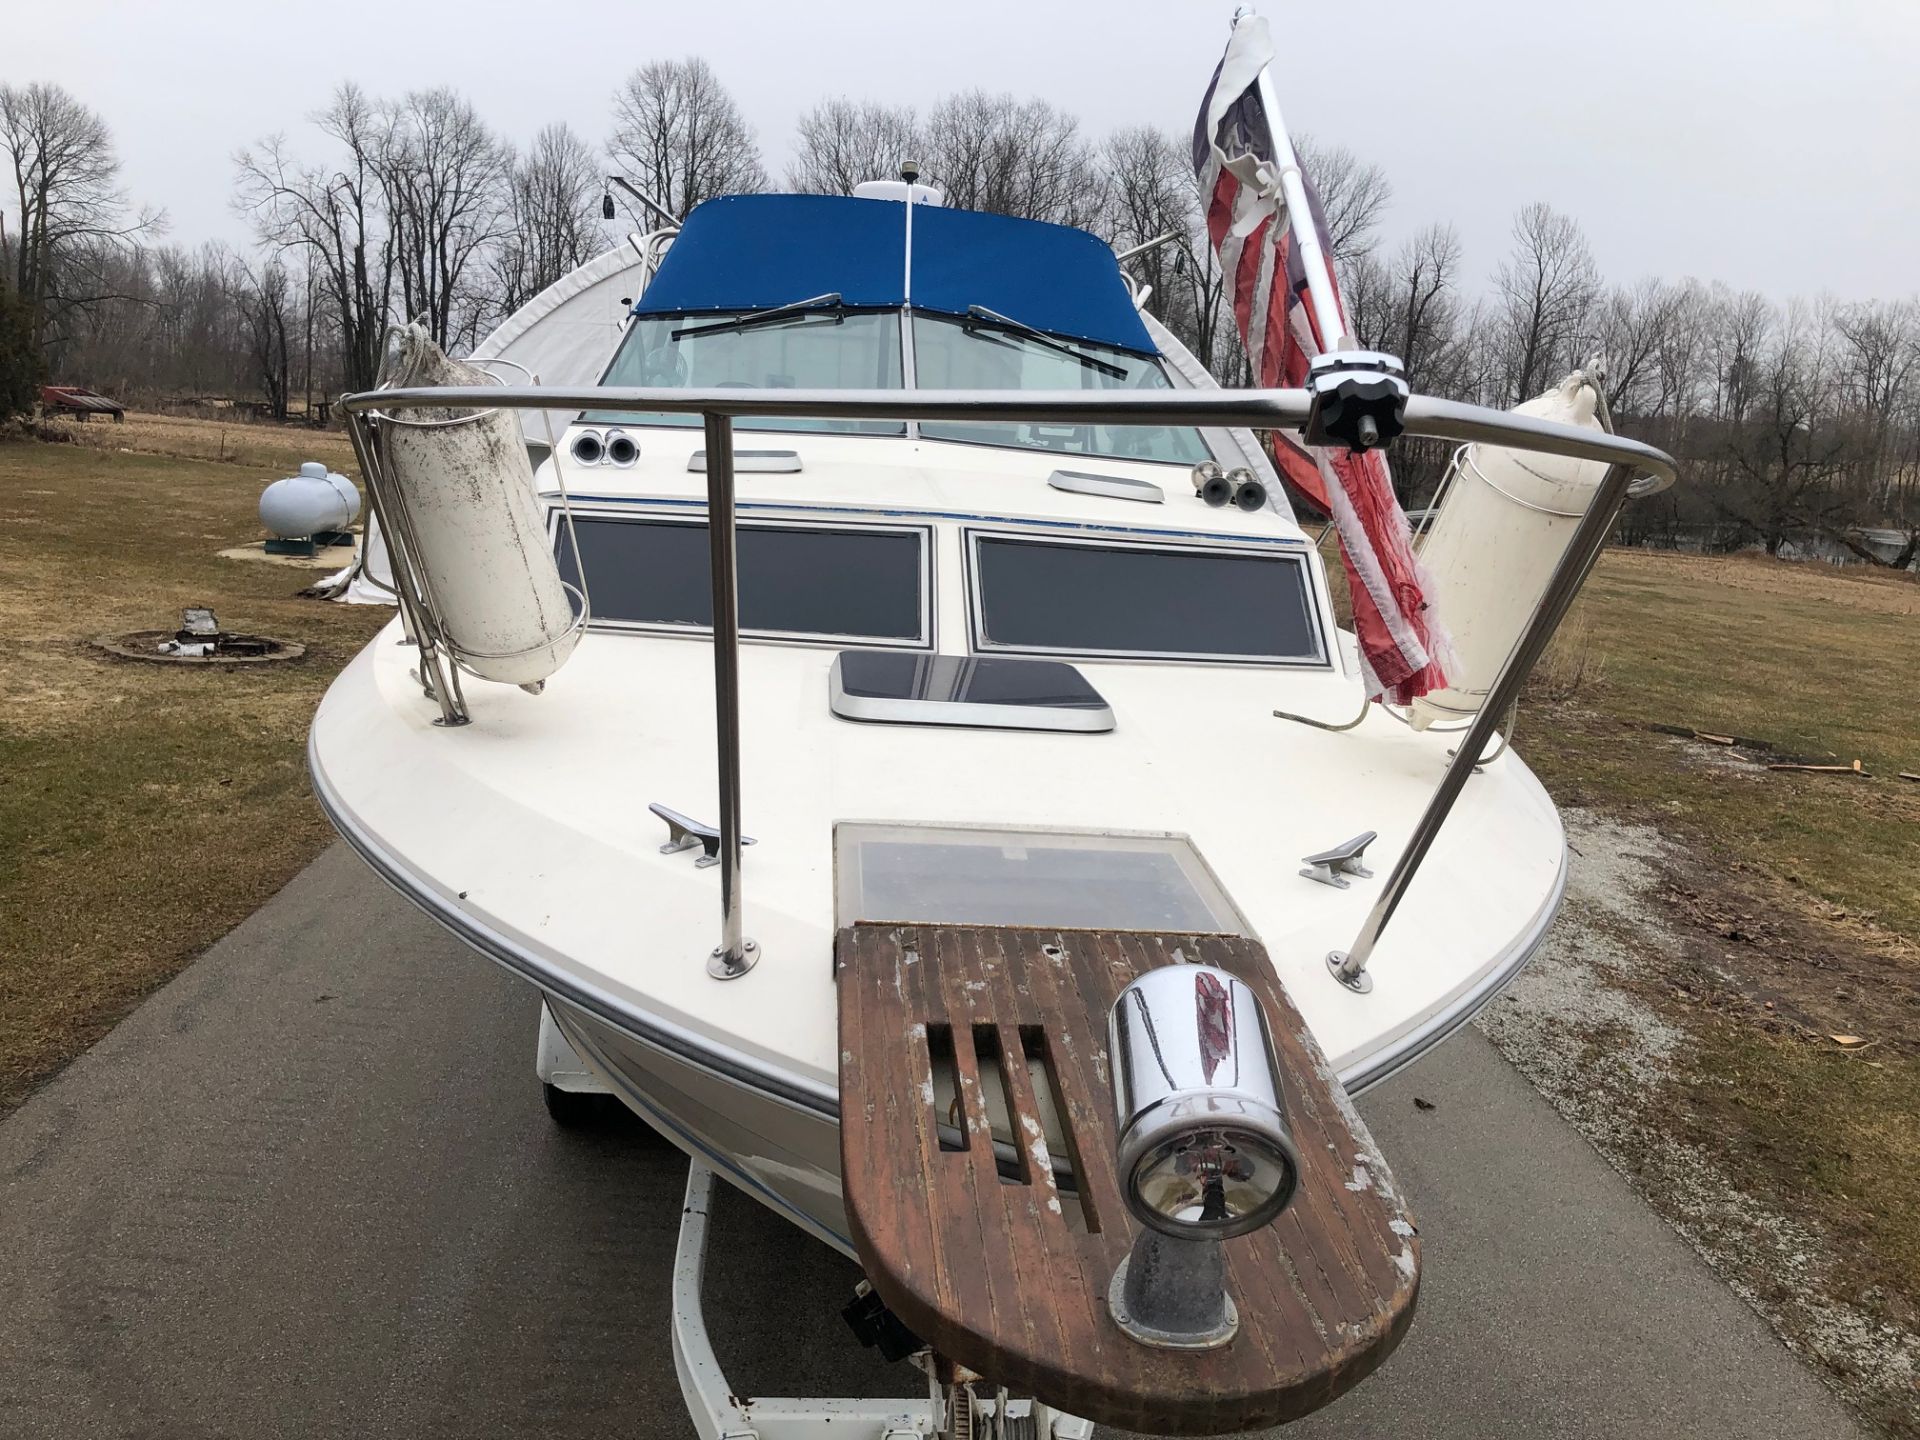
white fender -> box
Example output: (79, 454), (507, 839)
(1408, 371), (1609, 731)
(377, 326), (581, 687)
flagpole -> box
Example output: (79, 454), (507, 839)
(1233, 7), (1353, 352)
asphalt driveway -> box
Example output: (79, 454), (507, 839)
(0, 844), (1866, 1438)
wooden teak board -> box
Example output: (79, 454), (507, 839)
(836, 925), (1419, 1434)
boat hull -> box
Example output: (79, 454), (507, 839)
(549, 999), (856, 1252)
(538, 856), (1565, 1259)
(314, 712), (1567, 1260)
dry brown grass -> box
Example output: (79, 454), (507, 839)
(0, 425), (388, 1110)
(1531, 610), (1609, 704)
(40, 410), (356, 474)
(1516, 550), (1920, 1438)
(1314, 520), (1919, 1427)
(1604, 546), (1920, 616)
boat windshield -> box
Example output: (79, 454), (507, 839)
(584, 303), (1211, 463)
(911, 313), (1211, 465)
(587, 309), (906, 436)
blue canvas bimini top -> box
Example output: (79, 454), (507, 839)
(633, 194), (1156, 355)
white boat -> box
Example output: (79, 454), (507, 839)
(308, 38), (1676, 1433)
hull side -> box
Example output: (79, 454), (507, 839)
(550, 1001), (854, 1253)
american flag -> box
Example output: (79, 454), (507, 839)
(1193, 15), (1452, 704)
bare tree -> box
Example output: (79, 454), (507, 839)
(1292, 135), (1391, 269)
(1719, 302), (1853, 553)
(1344, 223), (1469, 501)
(1646, 280), (1708, 422)
(924, 92), (1099, 227)
(1100, 128), (1198, 319)
(1371, 223), (1466, 391)
(375, 88), (510, 349)
(233, 255), (294, 419)
(235, 84), (396, 392)
(1491, 202), (1598, 404)
(789, 100), (921, 195)
(608, 59), (765, 220)
(1593, 277), (1688, 416)
(1832, 299), (1920, 508)
(492, 123), (603, 315)
(55, 241), (252, 401)
(1, 81), (161, 360)
(1702, 284), (1772, 423)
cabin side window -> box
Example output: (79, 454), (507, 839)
(966, 532), (1327, 666)
(556, 514), (930, 646)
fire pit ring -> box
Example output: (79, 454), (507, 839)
(93, 630), (307, 666)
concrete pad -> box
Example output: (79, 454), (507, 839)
(0, 845), (1867, 1438)
(216, 541), (356, 570)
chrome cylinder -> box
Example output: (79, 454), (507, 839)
(1107, 964), (1299, 1239)
(604, 429), (639, 467)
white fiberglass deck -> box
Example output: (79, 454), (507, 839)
(312, 426), (1566, 1121)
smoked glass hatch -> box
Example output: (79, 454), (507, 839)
(830, 651), (1113, 732)
(835, 824), (1250, 935)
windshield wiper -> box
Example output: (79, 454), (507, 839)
(963, 305), (1129, 380)
(672, 293), (845, 341)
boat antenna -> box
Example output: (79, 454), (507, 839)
(602, 175), (680, 230)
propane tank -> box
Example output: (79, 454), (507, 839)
(1407, 370), (1609, 731)
(261, 462), (359, 538)
(375, 325), (581, 688)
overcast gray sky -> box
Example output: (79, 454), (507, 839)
(11, 0), (1917, 304)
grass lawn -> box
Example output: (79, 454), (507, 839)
(0, 419), (388, 1109)
(1521, 550), (1920, 1435)
(1528, 550), (1920, 935)
(1309, 529), (1919, 1430)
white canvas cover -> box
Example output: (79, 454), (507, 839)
(472, 237), (651, 388)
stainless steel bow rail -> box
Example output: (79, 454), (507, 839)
(339, 383), (1677, 991)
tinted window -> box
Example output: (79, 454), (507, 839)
(830, 651), (1113, 732)
(559, 516), (925, 642)
(836, 651), (1106, 709)
(972, 535), (1322, 662)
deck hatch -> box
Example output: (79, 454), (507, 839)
(829, 650), (1113, 732)
(834, 824), (1250, 936)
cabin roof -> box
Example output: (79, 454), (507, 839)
(633, 193), (1156, 355)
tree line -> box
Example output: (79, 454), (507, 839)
(3, 65), (1916, 562)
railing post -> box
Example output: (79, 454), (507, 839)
(342, 410), (468, 727)
(1327, 461), (1640, 992)
(702, 410), (759, 980)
